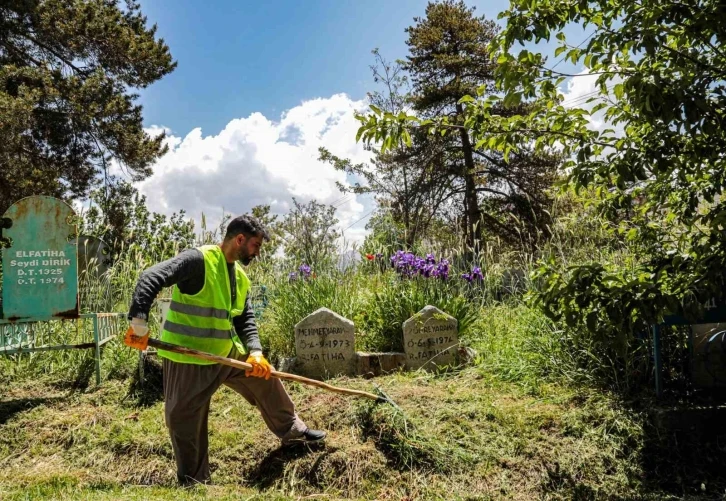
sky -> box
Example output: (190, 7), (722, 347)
(130, 0), (591, 247)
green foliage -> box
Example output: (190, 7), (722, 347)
(358, 272), (477, 353)
(0, 0), (176, 213)
(493, 0), (726, 390)
(82, 179), (195, 263)
(280, 198), (340, 269)
(536, 187), (625, 266)
(466, 302), (556, 384)
(259, 268), (368, 361)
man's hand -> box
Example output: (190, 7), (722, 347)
(124, 318), (150, 350)
(245, 351), (272, 380)
(130, 317), (149, 337)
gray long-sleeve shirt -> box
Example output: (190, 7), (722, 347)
(127, 248), (263, 352)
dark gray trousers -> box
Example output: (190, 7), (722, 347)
(162, 349), (307, 485)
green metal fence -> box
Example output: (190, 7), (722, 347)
(0, 312), (126, 384)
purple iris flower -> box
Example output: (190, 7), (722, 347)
(389, 250), (452, 280)
(422, 263), (435, 278)
(471, 267), (484, 281)
(298, 264), (312, 279)
(436, 259), (450, 280)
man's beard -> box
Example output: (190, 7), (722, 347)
(237, 248), (253, 265)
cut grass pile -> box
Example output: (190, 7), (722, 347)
(2, 366), (709, 500)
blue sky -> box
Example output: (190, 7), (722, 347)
(137, 0), (580, 135)
(131, 1), (587, 243)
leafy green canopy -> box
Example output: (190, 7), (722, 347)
(0, 0), (176, 213)
(358, 0), (726, 339)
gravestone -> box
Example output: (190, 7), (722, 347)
(78, 235), (111, 277)
(403, 305), (458, 370)
(294, 307), (356, 378)
(1, 196), (79, 320)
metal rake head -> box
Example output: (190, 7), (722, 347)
(372, 384), (404, 414)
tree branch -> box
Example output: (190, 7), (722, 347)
(19, 32), (92, 77)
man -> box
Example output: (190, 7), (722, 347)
(127, 215), (325, 485)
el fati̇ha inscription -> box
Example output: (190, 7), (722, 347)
(9, 249), (71, 286)
(406, 322), (457, 362)
(293, 308), (356, 377)
(403, 306), (459, 369)
(1, 196), (79, 319)
(296, 326), (351, 362)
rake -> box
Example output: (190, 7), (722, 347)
(124, 328), (401, 410)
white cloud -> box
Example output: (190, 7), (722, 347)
(138, 94), (375, 247)
(560, 69), (624, 136)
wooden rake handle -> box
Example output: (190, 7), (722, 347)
(145, 338), (383, 403)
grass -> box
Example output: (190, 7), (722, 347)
(2, 260), (720, 499)
(2, 200), (723, 499)
(1, 354), (710, 501)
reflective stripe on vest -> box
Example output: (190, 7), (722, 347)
(157, 245), (251, 364)
(162, 319), (232, 339)
(169, 301), (229, 319)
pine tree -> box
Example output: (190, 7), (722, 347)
(0, 0), (176, 213)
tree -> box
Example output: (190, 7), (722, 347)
(492, 0), (726, 337)
(0, 0), (176, 213)
(321, 51), (455, 249)
(358, 0), (726, 387)
(357, 0), (560, 253)
(404, 0), (498, 252)
(280, 198), (340, 268)
(82, 179), (194, 263)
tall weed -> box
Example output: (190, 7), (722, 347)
(258, 266), (369, 361)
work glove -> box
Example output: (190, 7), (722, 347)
(124, 317), (150, 350)
(130, 317), (149, 337)
(246, 351), (272, 380)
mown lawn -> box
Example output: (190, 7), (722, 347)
(1, 365), (706, 500)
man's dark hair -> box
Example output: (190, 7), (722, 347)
(224, 215), (270, 241)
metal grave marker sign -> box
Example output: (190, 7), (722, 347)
(78, 235), (111, 277)
(1, 196), (79, 320)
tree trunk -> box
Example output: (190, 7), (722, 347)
(402, 164), (412, 249)
(456, 102), (482, 256)
(406, 219), (417, 249)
